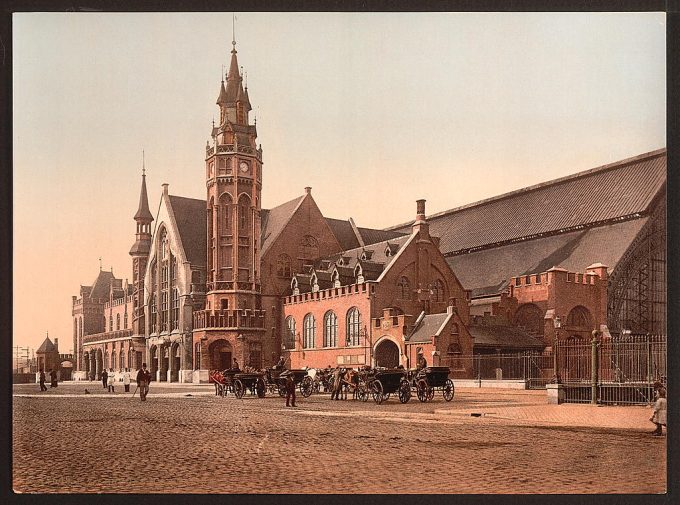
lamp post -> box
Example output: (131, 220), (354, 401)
(553, 316), (561, 383)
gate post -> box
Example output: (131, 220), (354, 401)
(591, 330), (600, 405)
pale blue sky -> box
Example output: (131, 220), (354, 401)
(13, 12), (666, 350)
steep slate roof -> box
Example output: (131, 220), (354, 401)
(325, 217), (361, 250)
(449, 218), (648, 297)
(388, 149), (666, 255)
(260, 195), (306, 256)
(407, 312), (452, 343)
(468, 325), (545, 349)
(36, 337), (57, 353)
(357, 227), (406, 247)
(168, 195), (207, 268)
(89, 270), (116, 300)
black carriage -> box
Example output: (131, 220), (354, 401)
(210, 369), (239, 397)
(233, 372), (266, 399)
(359, 368), (411, 404)
(264, 368), (288, 397)
(409, 366), (455, 402)
(279, 369), (315, 398)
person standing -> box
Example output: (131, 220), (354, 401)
(285, 373), (296, 407)
(331, 367), (343, 401)
(136, 363), (151, 401)
(107, 368), (115, 393)
(122, 369), (131, 393)
(49, 369), (58, 388)
(101, 369), (108, 389)
(650, 388), (667, 436)
(39, 369), (47, 392)
(232, 358), (240, 371)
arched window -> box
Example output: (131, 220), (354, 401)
(566, 305), (593, 329)
(79, 317), (83, 338)
(73, 319), (77, 338)
(346, 307), (361, 346)
(119, 350), (125, 370)
(109, 315), (113, 332)
(298, 235), (319, 262)
(116, 313), (121, 331)
(172, 289), (180, 330)
(285, 316), (296, 349)
(513, 303), (544, 335)
(323, 311), (338, 347)
(398, 276), (411, 300)
(150, 295), (158, 333)
(238, 194), (251, 232)
(219, 193), (232, 234)
(124, 311), (128, 329)
(431, 279), (445, 302)
(277, 254), (292, 278)
(303, 314), (316, 349)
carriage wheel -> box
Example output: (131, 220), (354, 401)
(234, 379), (245, 399)
(416, 379), (429, 402)
(371, 380), (384, 404)
(443, 379), (455, 402)
(398, 380), (411, 404)
(427, 385), (435, 401)
(313, 378), (321, 394)
(256, 378), (266, 398)
(300, 376), (314, 397)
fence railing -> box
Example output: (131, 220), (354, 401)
(440, 352), (554, 389)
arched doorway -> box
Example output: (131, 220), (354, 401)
(96, 349), (103, 380)
(83, 351), (90, 378)
(160, 346), (169, 382)
(59, 360), (73, 381)
(374, 339), (400, 368)
(150, 345), (158, 380)
(513, 303), (544, 335)
(170, 343), (181, 382)
(209, 339), (233, 371)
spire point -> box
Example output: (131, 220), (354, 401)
(231, 13), (237, 52)
(99, 257), (102, 271)
(142, 149), (146, 177)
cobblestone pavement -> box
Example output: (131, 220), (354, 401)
(12, 383), (666, 494)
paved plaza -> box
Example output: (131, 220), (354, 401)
(12, 382), (666, 494)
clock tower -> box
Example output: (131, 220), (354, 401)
(193, 39), (266, 374)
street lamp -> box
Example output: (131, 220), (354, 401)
(553, 316), (562, 383)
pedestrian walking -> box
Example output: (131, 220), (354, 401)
(650, 388), (667, 436)
(136, 363), (152, 402)
(102, 369), (108, 389)
(107, 368), (116, 393)
(123, 369), (131, 393)
(49, 369), (58, 388)
(285, 373), (296, 407)
(330, 367), (343, 401)
(39, 368), (47, 392)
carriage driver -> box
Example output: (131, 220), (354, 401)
(274, 355), (286, 371)
(416, 351), (428, 372)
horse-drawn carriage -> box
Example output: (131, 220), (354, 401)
(209, 369), (239, 397)
(233, 372), (266, 399)
(408, 366), (455, 402)
(355, 368), (411, 404)
(279, 369), (315, 398)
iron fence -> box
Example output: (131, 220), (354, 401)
(440, 352), (554, 389)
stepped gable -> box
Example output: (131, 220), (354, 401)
(167, 195), (207, 268)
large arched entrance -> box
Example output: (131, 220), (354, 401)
(170, 343), (181, 382)
(96, 349), (104, 380)
(513, 303), (544, 335)
(59, 360), (73, 381)
(374, 339), (400, 368)
(209, 339), (233, 371)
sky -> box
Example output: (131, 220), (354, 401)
(13, 12), (666, 352)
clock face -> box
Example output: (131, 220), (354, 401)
(239, 161), (249, 173)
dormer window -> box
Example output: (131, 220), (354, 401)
(311, 273), (319, 293)
(354, 264), (364, 284)
(360, 250), (373, 261)
(332, 270), (340, 288)
(291, 277), (300, 296)
(385, 243), (399, 257)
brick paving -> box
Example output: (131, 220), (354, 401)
(12, 383), (666, 494)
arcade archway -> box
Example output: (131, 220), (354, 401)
(374, 339), (400, 368)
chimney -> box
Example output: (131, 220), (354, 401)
(162, 183), (169, 196)
(54, 338), (59, 352)
(412, 199), (430, 241)
(304, 187), (312, 195)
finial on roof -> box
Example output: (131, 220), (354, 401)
(221, 64), (224, 82)
(244, 71), (248, 89)
(232, 13), (236, 51)
(99, 257), (102, 271)
(142, 149), (145, 177)
(240, 65), (243, 77)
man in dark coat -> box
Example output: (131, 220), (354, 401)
(330, 367), (343, 400)
(416, 352), (428, 371)
(102, 369), (108, 389)
(136, 363), (152, 401)
(39, 369), (47, 391)
(285, 373), (296, 407)
(231, 358), (240, 371)
(49, 369), (58, 388)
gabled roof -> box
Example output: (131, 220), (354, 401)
(260, 195), (306, 256)
(167, 195), (207, 268)
(36, 337), (57, 353)
(407, 312), (452, 343)
(89, 270), (116, 300)
(388, 149), (666, 255)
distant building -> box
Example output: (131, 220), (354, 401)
(35, 336), (73, 381)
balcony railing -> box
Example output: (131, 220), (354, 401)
(83, 329), (133, 345)
(193, 308), (266, 330)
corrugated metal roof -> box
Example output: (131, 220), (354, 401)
(390, 149), (665, 255)
(447, 218), (647, 297)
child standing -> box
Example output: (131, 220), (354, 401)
(650, 388), (667, 436)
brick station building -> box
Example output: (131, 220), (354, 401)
(69, 38), (666, 382)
